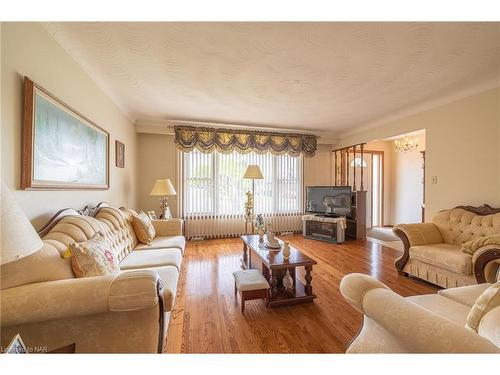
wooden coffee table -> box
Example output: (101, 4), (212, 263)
(240, 234), (317, 307)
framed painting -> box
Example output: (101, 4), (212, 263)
(22, 77), (109, 190)
(115, 140), (125, 168)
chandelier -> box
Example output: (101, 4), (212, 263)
(394, 135), (418, 152)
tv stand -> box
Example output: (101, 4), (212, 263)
(302, 214), (346, 243)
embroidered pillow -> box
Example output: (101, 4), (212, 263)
(68, 232), (120, 278)
(465, 282), (500, 332)
(131, 210), (156, 245)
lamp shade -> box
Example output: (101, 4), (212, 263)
(150, 179), (176, 196)
(1, 184), (43, 265)
(243, 165), (264, 179)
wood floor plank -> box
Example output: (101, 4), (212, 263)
(165, 235), (438, 353)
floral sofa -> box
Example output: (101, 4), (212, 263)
(393, 205), (500, 288)
(0, 204), (185, 353)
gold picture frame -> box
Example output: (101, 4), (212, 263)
(22, 77), (110, 190)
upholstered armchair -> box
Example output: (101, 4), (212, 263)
(393, 205), (500, 288)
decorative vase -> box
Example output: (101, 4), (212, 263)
(283, 269), (294, 291)
(282, 242), (291, 260)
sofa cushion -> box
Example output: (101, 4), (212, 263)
(407, 294), (471, 326)
(95, 207), (139, 260)
(130, 211), (156, 245)
(43, 207), (139, 262)
(119, 248), (182, 271)
(134, 236), (186, 253)
(478, 306), (500, 348)
(466, 282), (500, 332)
(438, 283), (492, 307)
(409, 243), (472, 275)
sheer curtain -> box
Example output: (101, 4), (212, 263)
(183, 149), (303, 239)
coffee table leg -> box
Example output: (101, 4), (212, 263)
(305, 265), (313, 296)
(270, 270), (278, 299)
(242, 243), (248, 268)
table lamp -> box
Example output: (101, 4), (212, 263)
(1, 184), (43, 265)
(243, 165), (263, 233)
(150, 179), (177, 219)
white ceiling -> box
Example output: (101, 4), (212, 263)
(43, 22), (500, 136)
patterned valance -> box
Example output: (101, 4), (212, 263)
(174, 125), (317, 157)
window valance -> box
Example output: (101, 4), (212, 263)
(174, 125), (317, 157)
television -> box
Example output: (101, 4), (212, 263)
(305, 186), (352, 216)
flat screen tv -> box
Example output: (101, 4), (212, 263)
(305, 186), (352, 216)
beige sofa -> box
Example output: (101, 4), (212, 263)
(0, 204), (185, 353)
(340, 273), (500, 353)
(393, 205), (500, 288)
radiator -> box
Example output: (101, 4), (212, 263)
(184, 213), (303, 240)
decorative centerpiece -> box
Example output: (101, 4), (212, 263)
(282, 269), (294, 291)
(244, 191), (254, 233)
(282, 242), (291, 260)
(265, 231), (281, 250)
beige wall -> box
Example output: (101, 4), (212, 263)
(1, 23), (138, 229)
(337, 87), (500, 221)
(303, 144), (333, 186)
(137, 134), (179, 218)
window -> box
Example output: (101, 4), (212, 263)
(183, 150), (302, 217)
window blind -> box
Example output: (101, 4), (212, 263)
(183, 150), (303, 238)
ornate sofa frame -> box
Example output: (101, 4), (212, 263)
(37, 202), (171, 353)
(394, 204), (500, 284)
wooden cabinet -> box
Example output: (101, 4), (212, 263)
(346, 191), (366, 240)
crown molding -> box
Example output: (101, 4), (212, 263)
(135, 119), (339, 145)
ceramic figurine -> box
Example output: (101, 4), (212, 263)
(282, 242), (291, 260)
(267, 231), (279, 247)
(283, 269), (294, 291)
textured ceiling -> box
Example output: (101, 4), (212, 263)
(43, 22), (500, 135)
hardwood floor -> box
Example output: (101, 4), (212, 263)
(164, 235), (438, 353)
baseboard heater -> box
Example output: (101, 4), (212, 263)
(184, 214), (302, 240)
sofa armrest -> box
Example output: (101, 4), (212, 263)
(108, 270), (161, 312)
(472, 245), (500, 283)
(393, 223), (444, 271)
(362, 288), (499, 353)
(340, 273), (390, 312)
(152, 219), (183, 236)
(1, 270), (162, 327)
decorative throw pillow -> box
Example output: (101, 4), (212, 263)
(68, 232), (120, 278)
(461, 234), (500, 255)
(465, 282), (500, 332)
(131, 210), (156, 245)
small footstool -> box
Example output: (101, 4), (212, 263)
(233, 269), (270, 313)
